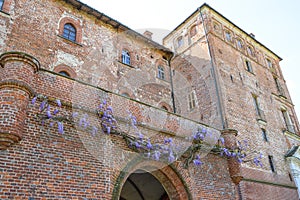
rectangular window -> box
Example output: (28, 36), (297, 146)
(246, 60), (253, 73)
(252, 95), (266, 121)
(252, 95), (260, 116)
(274, 77), (285, 97)
(266, 59), (273, 68)
(262, 128), (268, 142)
(282, 110), (295, 133)
(0, 0), (4, 10)
(268, 155), (275, 172)
(188, 91), (196, 110)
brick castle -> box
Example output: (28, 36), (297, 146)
(1, 0), (300, 199)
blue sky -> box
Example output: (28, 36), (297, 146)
(81, 0), (300, 119)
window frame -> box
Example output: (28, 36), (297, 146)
(236, 38), (243, 49)
(188, 90), (196, 110)
(225, 30), (232, 42)
(58, 17), (82, 44)
(247, 45), (255, 57)
(261, 128), (268, 142)
(245, 60), (253, 73)
(177, 36), (183, 48)
(266, 58), (273, 68)
(268, 155), (275, 173)
(157, 66), (165, 80)
(190, 25), (197, 38)
(121, 49), (131, 65)
(62, 23), (77, 42)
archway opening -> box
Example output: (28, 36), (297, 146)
(120, 169), (169, 200)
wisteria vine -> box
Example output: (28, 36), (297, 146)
(31, 95), (263, 168)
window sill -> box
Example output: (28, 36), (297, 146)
(157, 77), (170, 83)
(117, 60), (136, 69)
(0, 10), (10, 16)
(57, 35), (82, 46)
(246, 70), (255, 76)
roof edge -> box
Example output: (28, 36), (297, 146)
(163, 3), (282, 61)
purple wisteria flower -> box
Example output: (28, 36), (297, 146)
(168, 152), (175, 163)
(53, 109), (59, 115)
(31, 96), (37, 105)
(39, 101), (46, 111)
(193, 155), (203, 166)
(57, 122), (64, 134)
(46, 106), (52, 118)
(146, 140), (153, 149)
(153, 151), (161, 161)
(164, 138), (172, 144)
(56, 99), (62, 107)
(219, 137), (225, 145)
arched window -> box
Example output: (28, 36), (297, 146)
(190, 25), (197, 38)
(59, 71), (70, 77)
(237, 38), (243, 49)
(177, 36), (183, 48)
(54, 65), (77, 79)
(225, 31), (232, 42)
(0, 0), (4, 10)
(121, 93), (130, 98)
(157, 66), (165, 80)
(247, 46), (254, 57)
(63, 23), (76, 42)
(122, 49), (131, 65)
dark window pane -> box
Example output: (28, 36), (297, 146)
(63, 23), (76, 42)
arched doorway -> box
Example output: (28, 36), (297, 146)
(120, 169), (169, 200)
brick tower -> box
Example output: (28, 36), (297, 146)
(0, 1), (299, 199)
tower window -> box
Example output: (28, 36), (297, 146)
(225, 31), (232, 42)
(261, 128), (268, 142)
(190, 25), (197, 38)
(63, 23), (76, 42)
(237, 38), (243, 49)
(268, 155), (275, 172)
(188, 91), (196, 110)
(266, 59), (273, 68)
(247, 46), (254, 57)
(245, 60), (253, 73)
(157, 66), (165, 80)
(282, 110), (295, 133)
(122, 50), (131, 65)
(177, 36), (183, 48)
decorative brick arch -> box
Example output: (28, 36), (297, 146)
(112, 159), (192, 200)
(53, 64), (77, 78)
(58, 17), (82, 43)
(159, 101), (172, 112)
(119, 88), (135, 99)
